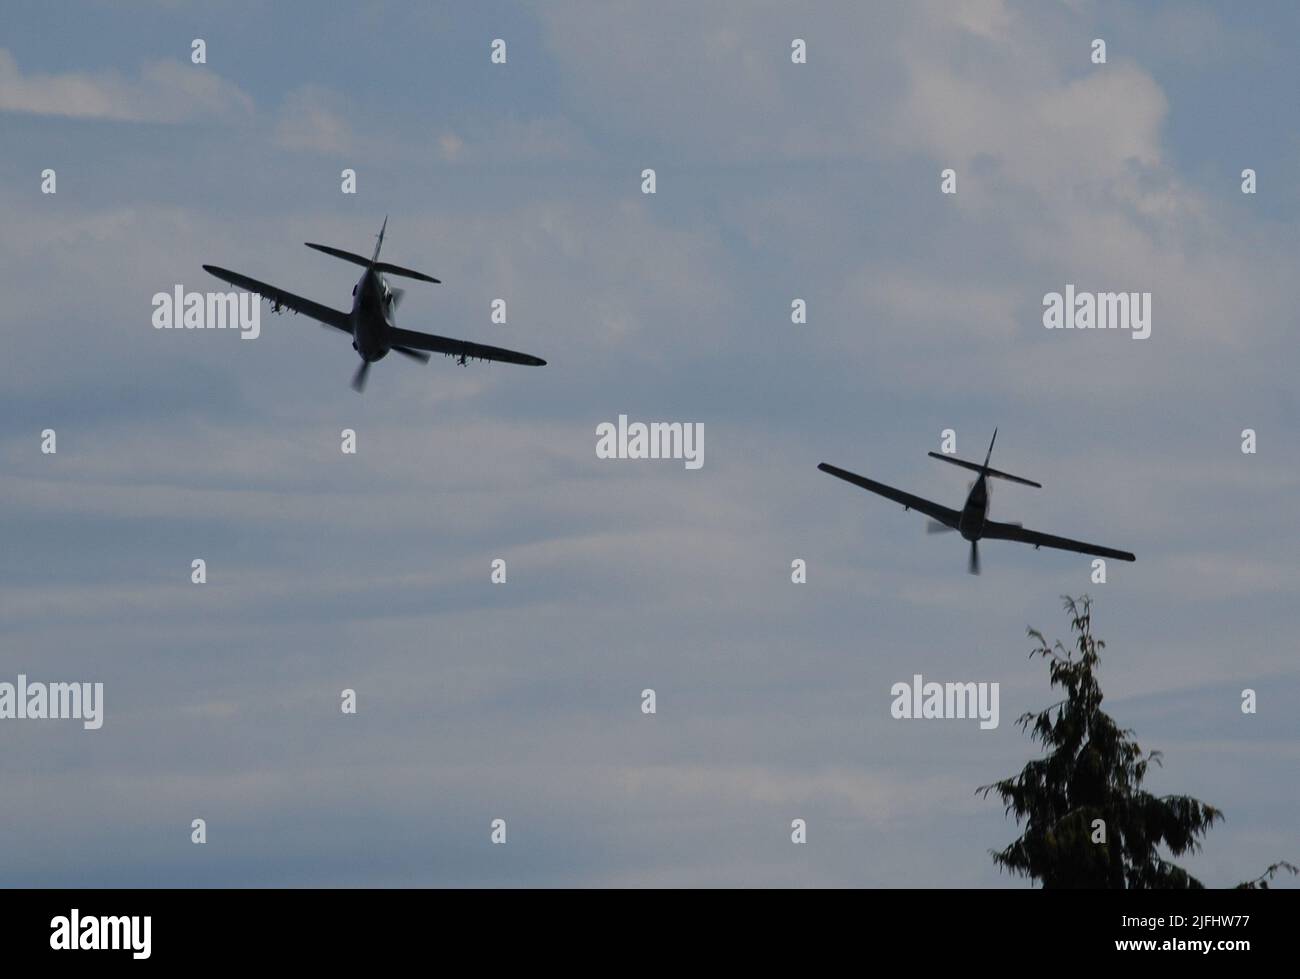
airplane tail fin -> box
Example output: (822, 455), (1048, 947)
(305, 220), (441, 283)
(927, 434), (1041, 488)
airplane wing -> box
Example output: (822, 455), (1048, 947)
(817, 463), (961, 528)
(386, 326), (546, 366)
(982, 520), (1135, 562)
(202, 265), (351, 332)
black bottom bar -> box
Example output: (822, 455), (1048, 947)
(1, 887), (1293, 966)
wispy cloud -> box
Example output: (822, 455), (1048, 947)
(0, 49), (254, 122)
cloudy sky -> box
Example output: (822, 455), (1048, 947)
(1, 0), (1296, 887)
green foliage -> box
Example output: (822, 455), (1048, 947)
(979, 596), (1223, 888)
(1235, 861), (1299, 889)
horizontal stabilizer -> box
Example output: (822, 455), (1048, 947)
(374, 261), (440, 283)
(927, 452), (1041, 488)
(305, 242), (441, 283)
(305, 242), (372, 267)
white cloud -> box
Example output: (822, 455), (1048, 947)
(274, 84), (353, 153)
(434, 117), (593, 165)
(0, 49), (254, 122)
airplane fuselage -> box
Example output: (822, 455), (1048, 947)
(350, 267), (394, 363)
(958, 476), (990, 541)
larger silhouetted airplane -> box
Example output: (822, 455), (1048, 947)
(818, 430), (1136, 574)
(204, 218), (546, 392)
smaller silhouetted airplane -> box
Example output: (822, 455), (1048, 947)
(204, 218), (546, 392)
(818, 429), (1136, 574)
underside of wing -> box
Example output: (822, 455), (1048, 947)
(817, 463), (961, 528)
(982, 520), (1135, 562)
(386, 326), (546, 366)
(203, 265), (350, 332)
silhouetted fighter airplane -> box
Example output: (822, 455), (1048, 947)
(204, 218), (546, 392)
(818, 430), (1135, 574)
